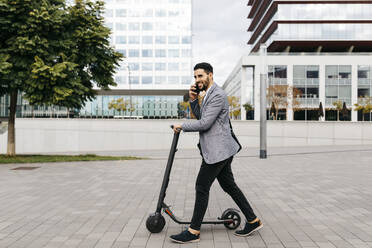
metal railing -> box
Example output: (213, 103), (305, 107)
(268, 78), (287, 85)
(326, 78), (352, 85)
(293, 78), (319, 86)
(295, 98), (320, 107)
(325, 98), (351, 107)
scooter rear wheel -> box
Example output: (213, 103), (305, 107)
(146, 213), (165, 233)
(221, 208), (241, 230)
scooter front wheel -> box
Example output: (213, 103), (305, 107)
(221, 208), (241, 230)
(146, 213), (166, 233)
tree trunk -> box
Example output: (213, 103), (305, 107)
(337, 111), (339, 121)
(7, 91), (18, 156)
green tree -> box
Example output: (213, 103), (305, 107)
(243, 103), (253, 112)
(354, 96), (372, 121)
(332, 100), (343, 121)
(0, 0), (123, 155)
(227, 96), (240, 119)
(108, 98), (134, 116)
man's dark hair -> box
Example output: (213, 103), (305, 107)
(194, 62), (213, 74)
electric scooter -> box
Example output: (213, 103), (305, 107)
(146, 126), (241, 233)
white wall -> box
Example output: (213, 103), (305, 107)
(1, 119), (372, 154)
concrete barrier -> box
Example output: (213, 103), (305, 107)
(1, 119), (372, 154)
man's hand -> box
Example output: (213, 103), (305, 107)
(189, 84), (198, 101)
(172, 124), (182, 133)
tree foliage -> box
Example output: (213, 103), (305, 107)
(227, 96), (240, 119)
(332, 100), (343, 121)
(0, 0), (123, 155)
(267, 85), (301, 120)
(354, 96), (372, 121)
(108, 98), (134, 114)
(243, 103), (253, 112)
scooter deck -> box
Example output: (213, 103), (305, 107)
(162, 203), (234, 225)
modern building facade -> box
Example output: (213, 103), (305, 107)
(2, 0), (192, 119)
(223, 0), (372, 122)
(86, 0), (192, 118)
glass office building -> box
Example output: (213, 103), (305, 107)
(223, 0), (372, 122)
(91, 0), (192, 118)
(1, 0), (192, 119)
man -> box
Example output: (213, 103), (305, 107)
(170, 62), (262, 244)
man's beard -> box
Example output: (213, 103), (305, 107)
(200, 78), (209, 91)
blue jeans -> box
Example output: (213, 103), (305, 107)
(189, 156), (257, 230)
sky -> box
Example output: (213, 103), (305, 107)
(192, 1), (251, 86)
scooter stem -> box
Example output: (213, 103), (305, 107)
(155, 128), (180, 213)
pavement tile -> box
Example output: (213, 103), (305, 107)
(0, 146), (371, 248)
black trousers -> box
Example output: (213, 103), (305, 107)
(189, 156), (257, 231)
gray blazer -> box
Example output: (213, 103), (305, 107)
(181, 83), (241, 164)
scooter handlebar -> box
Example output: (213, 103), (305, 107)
(170, 125), (181, 132)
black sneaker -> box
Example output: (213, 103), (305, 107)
(234, 219), (263, 237)
(169, 229), (200, 244)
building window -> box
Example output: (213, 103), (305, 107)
(143, 9), (153, 17)
(168, 49), (179, 57)
(128, 49), (139, 57)
(168, 10), (179, 17)
(116, 9), (126, 17)
(339, 65), (351, 79)
(181, 49), (191, 57)
(115, 76), (127, 85)
(168, 36), (179, 44)
(325, 65), (352, 109)
(155, 22), (167, 30)
(307, 66), (319, 78)
(182, 36), (191, 44)
(155, 9), (167, 17)
(129, 22), (140, 31)
(142, 76), (153, 84)
(142, 22), (153, 31)
(131, 76), (140, 84)
(128, 36), (140, 44)
(181, 63), (189, 71)
(105, 22), (113, 29)
(155, 63), (166, 71)
(155, 49), (166, 57)
(268, 65), (287, 84)
(168, 76), (179, 84)
(116, 36), (127, 44)
(142, 36), (153, 44)
(155, 76), (166, 84)
(117, 49), (126, 57)
(128, 10), (140, 17)
(357, 65), (372, 121)
(115, 23), (126, 31)
(358, 65), (370, 79)
(105, 9), (113, 18)
(155, 36), (166, 44)
(129, 63), (139, 71)
(142, 49), (153, 57)
(168, 63), (179, 71)
(181, 76), (190, 85)
(142, 63), (153, 71)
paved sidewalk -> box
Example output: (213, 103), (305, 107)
(1, 145), (372, 248)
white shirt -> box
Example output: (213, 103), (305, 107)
(202, 83), (213, 105)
